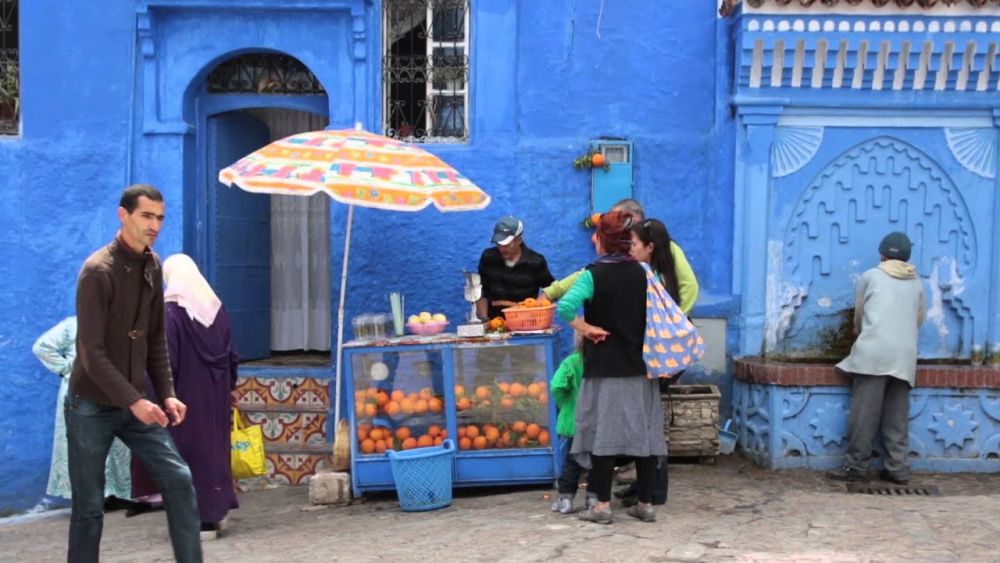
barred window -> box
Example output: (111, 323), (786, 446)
(0, 0), (19, 135)
(383, 0), (470, 142)
(206, 53), (325, 95)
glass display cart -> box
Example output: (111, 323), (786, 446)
(344, 332), (560, 497)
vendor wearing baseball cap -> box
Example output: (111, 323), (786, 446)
(476, 215), (555, 320)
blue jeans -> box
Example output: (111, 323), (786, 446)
(64, 394), (202, 563)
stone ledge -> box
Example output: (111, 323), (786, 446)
(734, 357), (1000, 388)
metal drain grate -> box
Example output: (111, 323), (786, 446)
(846, 483), (941, 496)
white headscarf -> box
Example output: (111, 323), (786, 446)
(163, 254), (222, 328)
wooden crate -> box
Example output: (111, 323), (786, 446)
(662, 384), (720, 459)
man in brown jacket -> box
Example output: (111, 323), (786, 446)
(66, 184), (201, 563)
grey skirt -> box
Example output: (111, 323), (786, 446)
(570, 376), (667, 469)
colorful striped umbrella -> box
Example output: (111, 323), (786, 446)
(218, 128), (490, 211)
(218, 127), (491, 427)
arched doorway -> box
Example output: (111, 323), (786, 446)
(192, 52), (332, 362)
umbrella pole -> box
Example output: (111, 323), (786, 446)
(333, 204), (354, 426)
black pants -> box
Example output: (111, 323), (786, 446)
(590, 455), (657, 503)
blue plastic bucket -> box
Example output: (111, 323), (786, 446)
(718, 419), (737, 455)
(387, 439), (456, 511)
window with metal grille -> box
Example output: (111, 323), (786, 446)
(0, 0), (19, 135)
(206, 53), (325, 95)
(383, 0), (470, 142)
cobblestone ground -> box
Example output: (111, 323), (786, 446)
(2, 456), (998, 562)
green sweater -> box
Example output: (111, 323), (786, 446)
(550, 351), (584, 437)
(543, 241), (699, 314)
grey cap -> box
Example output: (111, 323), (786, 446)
(879, 231), (912, 261)
(491, 216), (524, 246)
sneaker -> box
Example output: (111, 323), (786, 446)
(550, 495), (575, 514)
(879, 469), (910, 485)
(626, 504), (656, 523)
(825, 467), (870, 482)
(577, 506), (613, 525)
(200, 523), (218, 541)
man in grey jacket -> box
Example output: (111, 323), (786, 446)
(827, 232), (925, 485)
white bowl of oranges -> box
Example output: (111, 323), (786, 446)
(406, 311), (449, 335)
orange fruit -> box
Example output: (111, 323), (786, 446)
(510, 383), (526, 397)
(360, 438), (375, 454)
(400, 399), (414, 414)
(439, 430), (448, 439)
(538, 430), (550, 446)
(369, 428), (383, 441)
(427, 424), (442, 438)
(457, 426), (467, 438)
(429, 397), (444, 413)
(454, 384), (466, 396)
(501, 431), (512, 447)
(538, 392), (548, 405)
(459, 436), (472, 450)
(417, 435), (434, 447)
(475, 386), (491, 400)
(465, 425), (480, 439)
(517, 435), (529, 447)
(414, 399), (429, 414)
(375, 440), (387, 453)
(591, 153), (606, 167)
(434, 436), (443, 446)
(511, 420), (527, 433)
(395, 427), (412, 440)
(536, 297), (552, 307)
(375, 391), (389, 406)
(385, 401), (401, 416)
(354, 401), (364, 414)
(364, 403), (378, 417)
(525, 423), (541, 439)
(500, 395), (515, 409)
(391, 389), (405, 402)
(457, 397), (471, 411)
(355, 390), (365, 401)
(419, 387), (433, 400)
(498, 382), (510, 394)
(522, 297), (537, 307)
(401, 437), (417, 450)
(472, 436), (487, 450)
(527, 383), (541, 397)
(366, 387), (379, 398)
(484, 426), (500, 442)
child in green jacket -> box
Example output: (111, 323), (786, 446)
(549, 335), (596, 513)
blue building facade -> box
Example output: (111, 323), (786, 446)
(0, 0), (734, 513)
(0, 0), (997, 513)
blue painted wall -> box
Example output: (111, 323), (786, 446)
(0, 0), (734, 513)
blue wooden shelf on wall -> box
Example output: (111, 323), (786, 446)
(343, 333), (561, 497)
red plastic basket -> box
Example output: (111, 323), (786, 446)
(501, 304), (556, 331)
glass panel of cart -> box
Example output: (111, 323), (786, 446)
(452, 344), (551, 451)
(352, 350), (447, 455)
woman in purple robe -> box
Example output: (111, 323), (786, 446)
(134, 253), (240, 540)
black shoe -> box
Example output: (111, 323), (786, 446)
(825, 467), (870, 482)
(879, 469), (910, 485)
(124, 502), (164, 518)
(614, 484), (637, 500)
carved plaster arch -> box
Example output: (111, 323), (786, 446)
(770, 136), (978, 350)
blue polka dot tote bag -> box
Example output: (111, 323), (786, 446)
(641, 262), (705, 378)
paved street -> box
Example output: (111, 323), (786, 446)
(2, 456), (998, 562)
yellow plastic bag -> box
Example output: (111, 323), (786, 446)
(231, 408), (266, 479)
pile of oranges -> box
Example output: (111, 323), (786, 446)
(454, 381), (548, 412)
(354, 386), (445, 418)
(508, 297), (552, 309)
(456, 421), (550, 450)
(356, 423), (448, 454)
